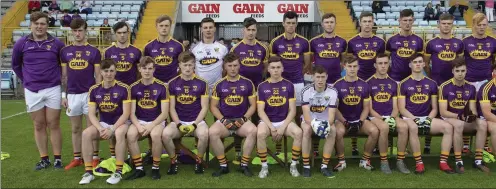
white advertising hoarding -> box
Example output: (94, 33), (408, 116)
(181, 1), (315, 23)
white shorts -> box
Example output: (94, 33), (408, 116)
(138, 119), (166, 127)
(402, 116), (427, 120)
(294, 83), (304, 106)
(99, 120), (131, 129)
(66, 92), (89, 116)
(24, 85), (61, 112)
(368, 116), (391, 120)
(469, 80), (489, 92)
(179, 120), (206, 126)
(260, 120), (285, 128)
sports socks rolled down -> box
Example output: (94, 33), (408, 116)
(74, 152), (81, 160)
(93, 150), (99, 159)
(321, 153), (331, 169)
(115, 160), (124, 174)
(413, 152), (423, 164)
(475, 149), (483, 165)
(361, 152), (371, 161)
(109, 145), (116, 159)
(152, 157), (161, 170)
(132, 155), (143, 170)
(240, 155), (250, 167)
(85, 162), (93, 174)
(440, 151), (449, 163)
(257, 149), (268, 167)
(216, 155), (228, 167)
(397, 151), (406, 161)
(351, 137), (358, 151)
(337, 154), (345, 163)
(302, 154), (310, 168)
(291, 146), (301, 165)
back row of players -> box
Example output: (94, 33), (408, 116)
(12, 9), (496, 185)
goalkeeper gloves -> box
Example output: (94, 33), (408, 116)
(178, 123), (197, 136)
(233, 117), (248, 128)
(383, 116), (396, 131)
(458, 112), (477, 123)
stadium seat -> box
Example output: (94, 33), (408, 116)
(25, 14), (30, 20)
(362, 1), (372, 6)
(391, 6), (400, 12)
(101, 6), (111, 13)
(94, 1), (104, 6)
(131, 5), (141, 12)
(386, 12), (396, 19)
(87, 14), (97, 20)
(86, 20), (95, 27)
(376, 13), (386, 19)
(20, 21), (29, 27)
(419, 21), (429, 26)
(363, 7), (372, 12)
(128, 12), (139, 20)
(351, 1), (361, 6)
(123, 1), (133, 5)
(456, 20), (467, 26)
(132, 1), (143, 5)
(455, 34), (463, 39)
(394, 1), (406, 6)
(406, 1), (415, 7)
(112, 1), (123, 6)
(414, 12), (424, 19)
(429, 21), (437, 26)
(111, 6), (120, 13)
(119, 12), (130, 19)
(383, 6), (391, 12)
(121, 5), (131, 13)
(93, 5), (102, 12)
(108, 14), (118, 19)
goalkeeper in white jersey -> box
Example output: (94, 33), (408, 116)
(300, 65), (338, 178)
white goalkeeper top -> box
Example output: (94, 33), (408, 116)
(191, 41), (228, 90)
(301, 84), (339, 120)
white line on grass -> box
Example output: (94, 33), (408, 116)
(2, 111), (27, 120)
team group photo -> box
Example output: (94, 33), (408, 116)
(2, 0), (496, 188)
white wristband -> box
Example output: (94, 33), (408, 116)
(61, 92), (67, 98)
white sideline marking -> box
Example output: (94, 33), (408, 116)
(2, 111), (27, 120)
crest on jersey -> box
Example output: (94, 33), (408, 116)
(169, 47), (174, 52)
(257, 50), (262, 55)
(153, 90), (158, 95)
(214, 48), (219, 52)
(76, 51), (82, 58)
(86, 51), (91, 56)
(193, 86), (198, 91)
(295, 43), (300, 48)
(324, 96), (330, 101)
(336, 43), (341, 47)
(412, 40), (417, 45)
(240, 86), (245, 91)
(373, 42), (378, 47)
(282, 87), (286, 92)
(46, 45), (52, 50)
(130, 53), (135, 58)
(358, 86), (363, 91)
(113, 93), (119, 98)
(487, 43), (491, 48)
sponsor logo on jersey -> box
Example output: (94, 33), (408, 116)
(225, 95), (244, 106)
(69, 58), (89, 70)
(410, 93), (429, 104)
(177, 94), (197, 104)
(138, 98), (157, 109)
(343, 94), (361, 105)
(267, 95), (286, 106)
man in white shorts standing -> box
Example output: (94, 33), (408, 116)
(61, 18), (102, 170)
(256, 56), (303, 178)
(269, 11), (312, 126)
(11, 12), (65, 170)
(191, 17), (228, 92)
(126, 56), (169, 180)
(300, 65), (338, 178)
(162, 51), (210, 175)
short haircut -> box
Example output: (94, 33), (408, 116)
(219, 38), (225, 41)
(200, 17), (215, 27)
(439, 13), (454, 21)
(156, 15), (172, 25)
(451, 57), (466, 69)
(268, 56), (282, 65)
(243, 17), (257, 28)
(342, 54), (358, 65)
(399, 9), (414, 18)
(112, 21), (129, 33)
(30, 11), (49, 24)
(313, 65), (327, 74)
(321, 13), (336, 22)
(101, 59), (116, 70)
(223, 52), (239, 64)
(473, 13), (487, 25)
(409, 53), (424, 63)
(375, 53), (389, 61)
(283, 11), (298, 22)
(138, 56), (155, 68)
(70, 18), (87, 30)
(359, 11), (374, 20)
(178, 51), (196, 63)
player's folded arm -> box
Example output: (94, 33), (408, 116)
(168, 95), (181, 124)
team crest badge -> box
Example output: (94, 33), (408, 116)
(324, 96), (330, 100)
(373, 42), (377, 47)
(86, 51), (91, 56)
(130, 53), (135, 58)
(336, 43), (340, 47)
(46, 45), (52, 50)
(240, 86), (245, 91)
(295, 43), (300, 48)
(113, 92), (119, 98)
(412, 40), (417, 45)
(76, 51), (82, 58)
(169, 47), (174, 52)
(358, 86), (363, 91)
(282, 86), (286, 92)
(153, 90), (158, 95)
(193, 86), (198, 91)
(67, 108), (71, 113)
(214, 48), (219, 52)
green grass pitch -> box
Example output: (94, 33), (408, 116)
(2, 100), (496, 188)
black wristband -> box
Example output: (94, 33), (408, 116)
(192, 123), (198, 129)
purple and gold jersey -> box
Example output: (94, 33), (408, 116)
(12, 34), (65, 92)
(366, 75), (398, 116)
(168, 75), (208, 122)
(398, 76), (438, 116)
(230, 40), (269, 86)
(347, 34), (386, 80)
(269, 33), (310, 84)
(386, 34), (424, 81)
(143, 38), (184, 83)
(425, 36), (464, 84)
(309, 34), (347, 84)
(257, 78), (295, 122)
(88, 81), (131, 125)
(212, 75), (255, 119)
(462, 35), (496, 82)
(103, 44), (142, 85)
(130, 78), (169, 122)
(438, 79), (476, 115)
(333, 77), (371, 121)
(60, 43), (101, 94)
(477, 79), (496, 116)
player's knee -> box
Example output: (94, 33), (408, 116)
(336, 126), (345, 138)
(302, 124), (313, 138)
(328, 126), (337, 138)
(378, 123), (389, 134)
(208, 127), (220, 139)
(257, 130), (268, 141)
(246, 126), (257, 138)
(150, 130), (162, 141)
(477, 121), (488, 132)
(293, 127), (303, 140)
(82, 128), (94, 140)
(442, 122), (453, 135)
(71, 124), (83, 134)
(368, 126), (379, 138)
(196, 131), (208, 141)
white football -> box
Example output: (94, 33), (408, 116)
(311, 119), (330, 138)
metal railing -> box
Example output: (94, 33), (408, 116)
(4, 27), (119, 50)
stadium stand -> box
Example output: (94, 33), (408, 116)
(1, 1), (146, 98)
(1, 0), (16, 17)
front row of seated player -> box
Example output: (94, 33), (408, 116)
(78, 51), (496, 185)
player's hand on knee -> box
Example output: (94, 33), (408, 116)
(414, 117), (424, 126)
(234, 117), (248, 128)
(137, 124), (146, 135)
(383, 116), (397, 131)
(142, 124), (153, 136)
(220, 117), (235, 130)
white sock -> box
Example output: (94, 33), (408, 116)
(475, 160), (482, 165)
(321, 164), (327, 169)
(303, 165), (310, 169)
(74, 157), (81, 160)
(456, 161), (463, 165)
(262, 162), (268, 167)
(93, 156), (99, 159)
(220, 164), (227, 167)
(291, 160), (297, 165)
(152, 166), (159, 170)
(111, 156), (116, 159)
(136, 166), (143, 170)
